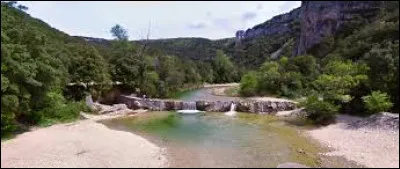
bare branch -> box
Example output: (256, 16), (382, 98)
(137, 20), (151, 57)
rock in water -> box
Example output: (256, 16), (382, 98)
(277, 162), (309, 168)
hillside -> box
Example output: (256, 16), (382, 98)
(1, 1), (398, 137)
(1, 2), (241, 137)
(236, 1), (399, 122)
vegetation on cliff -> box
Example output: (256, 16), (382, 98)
(239, 1), (398, 124)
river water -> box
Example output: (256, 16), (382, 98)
(100, 87), (362, 168)
(100, 112), (320, 168)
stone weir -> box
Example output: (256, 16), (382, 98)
(117, 95), (297, 114)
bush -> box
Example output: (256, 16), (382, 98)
(239, 71), (258, 97)
(362, 91), (393, 114)
(1, 111), (17, 138)
(301, 95), (339, 125)
(35, 91), (91, 126)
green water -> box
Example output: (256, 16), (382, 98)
(169, 88), (198, 100)
(100, 112), (326, 168)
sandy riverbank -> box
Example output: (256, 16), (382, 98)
(307, 114), (399, 168)
(1, 113), (167, 168)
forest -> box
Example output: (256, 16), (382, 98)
(1, 2), (239, 137)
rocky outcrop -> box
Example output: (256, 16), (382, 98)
(237, 1), (383, 57)
(294, 1), (382, 56)
(117, 95), (297, 114)
(348, 112), (399, 131)
(241, 8), (301, 40)
(235, 30), (245, 43)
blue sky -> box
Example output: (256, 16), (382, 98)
(18, 1), (301, 40)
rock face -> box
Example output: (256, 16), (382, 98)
(117, 95), (297, 114)
(294, 1), (382, 56)
(237, 1), (383, 56)
(235, 30), (245, 43)
(242, 7), (300, 40)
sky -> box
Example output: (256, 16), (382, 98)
(18, 1), (301, 40)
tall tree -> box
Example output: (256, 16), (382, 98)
(212, 50), (236, 83)
(110, 24), (128, 41)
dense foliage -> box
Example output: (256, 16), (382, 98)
(239, 2), (399, 124)
(362, 91), (393, 114)
(1, 2), (95, 137)
(1, 2), (240, 137)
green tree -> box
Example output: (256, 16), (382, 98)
(239, 71), (258, 96)
(257, 61), (281, 95)
(313, 60), (369, 103)
(68, 44), (111, 100)
(110, 24), (128, 41)
(212, 50), (236, 83)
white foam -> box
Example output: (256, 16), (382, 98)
(177, 110), (203, 114)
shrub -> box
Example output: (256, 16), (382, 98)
(35, 91), (91, 126)
(362, 91), (393, 114)
(300, 95), (339, 125)
(1, 111), (17, 138)
(239, 71), (258, 97)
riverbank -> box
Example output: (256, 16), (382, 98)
(208, 85), (296, 103)
(2, 94), (398, 168)
(307, 114), (399, 168)
(1, 112), (167, 168)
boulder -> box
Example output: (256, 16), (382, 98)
(133, 100), (142, 109)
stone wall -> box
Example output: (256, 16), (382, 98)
(117, 95), (297, 115)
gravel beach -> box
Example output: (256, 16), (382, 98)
(1, 115), (167, 168)
(307, 114), (399, 168)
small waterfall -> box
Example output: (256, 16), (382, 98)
(182, 102), (197, 110)
(178, 102), (201, 114)
(225, 102), (236, 116)
(230, 103), (235, 112)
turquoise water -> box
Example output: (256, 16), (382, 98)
(100, 112), (322, 168)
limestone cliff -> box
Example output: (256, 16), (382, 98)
(239, 7), (301, 41)
(294, 1), (382, 56)
(237, 1), (383, 57)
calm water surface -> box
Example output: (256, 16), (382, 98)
(100, 112), (320, 168)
